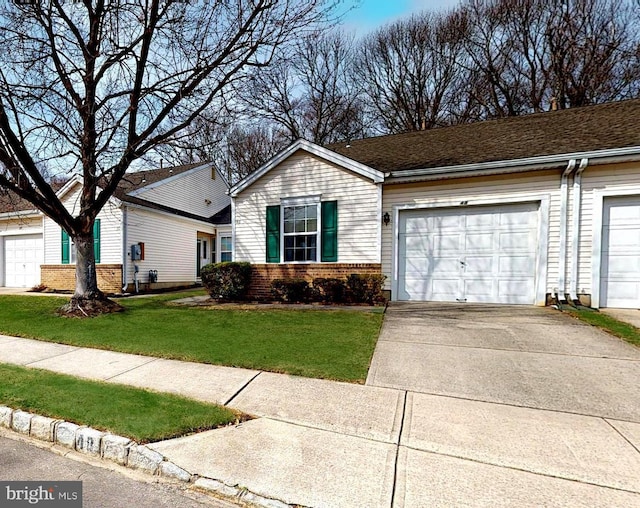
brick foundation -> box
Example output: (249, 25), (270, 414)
(248, 263), (383, 300)
(41, 264), (123, 294)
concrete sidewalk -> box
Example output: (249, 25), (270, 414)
(1, 333), (640, 507)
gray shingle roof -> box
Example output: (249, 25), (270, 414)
(327, 99), (640, 173)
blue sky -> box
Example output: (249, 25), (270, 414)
(341, 0), (463, 35)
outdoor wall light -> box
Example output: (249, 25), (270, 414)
(383, 212), (391, 226)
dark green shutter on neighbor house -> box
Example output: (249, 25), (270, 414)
(93, 219), (101, 263)
(266, 205), (280, 263)
(321, 201), (338, 262)
(61, 220), (101, 264)
(61, 229), (70, 264)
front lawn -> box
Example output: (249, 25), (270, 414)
(0, 363), (239, 443)
(0, 292), (383, 382)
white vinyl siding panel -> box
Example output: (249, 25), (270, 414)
(578, 162), (640, 296)
(135, 166), (230, 219)
(43, 184), (122, 264)
(124, 206), (216, 285)
(234, 152), (380, 264)
(382, 172), (561, 294)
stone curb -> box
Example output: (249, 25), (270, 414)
(0, 405), (296, 508)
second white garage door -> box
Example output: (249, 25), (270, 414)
(600, 196), (640, 309)
(397, 203), (539, 304)
(4, 234), (44, 288)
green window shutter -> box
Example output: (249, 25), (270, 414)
(321, 201), (338, 262)
(93, 219), (101, 263)
(61, 229), (70, 264)
(266, 205), (280, 263)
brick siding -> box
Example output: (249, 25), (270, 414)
(248, 263), (382, 300)
(41, 264), (123, 294)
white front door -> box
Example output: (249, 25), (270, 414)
(4, 234), (44, 288)
(398, 203), (538, 304)
(601, 196), (640, 308)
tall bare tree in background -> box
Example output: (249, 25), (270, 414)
(461, 0), (639, 117)
(356, 11), (472, 133)
(0, 0), (336, 314)
(246, 30), (367, 144)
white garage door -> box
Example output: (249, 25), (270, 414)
(398, 203), (538, 304)
(601, 196), (640, 309)
(4, 234), (43, 288)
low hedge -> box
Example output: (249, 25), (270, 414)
(270, 273), (387, 305)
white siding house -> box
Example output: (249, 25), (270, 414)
(4, 161), (232, 293)
(230, 99), (640, 308)
(233, 149), (382, 264)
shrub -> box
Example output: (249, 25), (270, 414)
(346, 273), (387, 305)
(271, 278), (311, 303)
(200, 262), (252, 301)
(313, 277), (347, 304)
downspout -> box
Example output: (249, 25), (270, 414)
(122, 206), (128, 293)
(569, 158), (589, 304)
(557, 159), (576, 303)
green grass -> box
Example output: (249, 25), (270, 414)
(563, 307), (640, 347)
(0, 292), (384, 382)
(0, 363), (238, 443)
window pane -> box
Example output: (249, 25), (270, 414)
(294, 207), (305, 220)
(220, 237), (232, 250)
(221, 252), (232, 262)
(307, 219), (317, 232)
(284, 237), (294, 248)
(284, 220), (294, 233)
(284, 248), (294, 262)
(295, 219), (306, 233)
(284, 207), (294, 221)
(307, 206), (317, 219)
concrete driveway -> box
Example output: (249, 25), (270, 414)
(367, 302), (640, 421)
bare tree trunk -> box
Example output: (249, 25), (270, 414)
(58, 229), (122, 317)
(73, 232), (102, 301)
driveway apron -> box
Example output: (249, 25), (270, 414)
(367, 302), (640, 421)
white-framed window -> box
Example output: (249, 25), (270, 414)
(220, 235), (232, 262)
(281, 196), (321, 263)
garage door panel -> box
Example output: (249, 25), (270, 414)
(465, 213), (494, 228)
(464, 278), (494, 298)
(464, 256), (493, 273)
(499, 255), (533, 275)
(398, 203), (538, 304)
(601, 197), (640, 308)
(465, 233), (493, 251)
(432, 234), (462, 253)
(498, 231), (531, 251)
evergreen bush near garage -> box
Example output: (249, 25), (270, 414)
(271, 278), (312, 303)
(346, 274), (387, 305)
(200, 262), (252, 301)
(313, 277), (347, 303)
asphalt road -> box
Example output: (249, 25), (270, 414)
(0, 433), (239, 508)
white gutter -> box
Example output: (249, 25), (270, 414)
(557, 159), (577, 302)
(569, 158), (589, 303)
(122, 206), (128, 293)
(386, 145), (640, 181)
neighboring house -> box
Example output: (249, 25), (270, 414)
(230, 99), (640, 309)
(1, 162), (232, 293)
(0, 192), (44, 288)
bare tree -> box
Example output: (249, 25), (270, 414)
(246, 29), (367, 144)
(0, 0), (335, 314)
(356, 11), (472, 134)
(461, 0), (639, 117)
